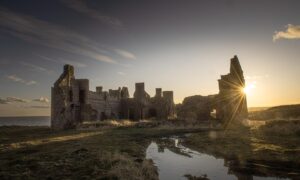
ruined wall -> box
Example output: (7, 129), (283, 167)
(120, 84), (175, 120)
(174, 55), (248, 123)
(176, 95), (216, 121)
(51, 65), (123, 129)
(51, 65), (80, 130)
(51, 65), (176, 129)
(216, 55), (248, 122)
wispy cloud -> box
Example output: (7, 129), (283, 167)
(60, 0), (122, 27)
(20, 62), (55, 74)
(60, 59), (87, 68)
(33, 97), (50, 103)
(0, 98), (9, 104)
(35, 54), (87, 68)
(0, 96), (50, 105)
(273, 24), (300, 41)
(6, 97), (29, 103)
(114, 49), (136, 60)
(0, 8), (121, 64)
(6, 74), (37, 85)
(117, 71), (126, 76)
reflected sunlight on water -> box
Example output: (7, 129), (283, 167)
(146, 137), (290, 180)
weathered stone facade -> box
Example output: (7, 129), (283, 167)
(216, 55), (248, 122)
(51, 55), (247, 129)
(51, 65), (175, 129)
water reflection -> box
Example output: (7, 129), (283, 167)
(146, 136), (290, 180)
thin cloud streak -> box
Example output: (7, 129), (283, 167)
(0, 98), (9, 104)
(33, 97), (50, 103)
(34, 54), (87, 68)
(117, 71), (126, 76)
(114, 49), (136, 60)
(20, 62), (55, 74)
(273, 24), (300, 41)
(6, 74), (37, 85)
(0, 96), (50, 105)
(60, 0), (122, 27)
(0, 8), (133, 65)
(0, 97), (29, 104)
(7, 97), (29, 103)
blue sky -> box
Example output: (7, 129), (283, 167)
(0, 0), (300, 116)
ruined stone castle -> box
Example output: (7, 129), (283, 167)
(51, 55), (248, 129)
(51, 66), (175, 129)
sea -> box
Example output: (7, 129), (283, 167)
(0, 116), (50, 126)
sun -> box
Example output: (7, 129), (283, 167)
(242, 82), (256, 95)
(243, 86), (251, 94)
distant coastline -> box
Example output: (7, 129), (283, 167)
(0, 116), (50, 126)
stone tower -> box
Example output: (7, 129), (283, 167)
(217, 55), (248, 123)
(51, 65), (79, 129)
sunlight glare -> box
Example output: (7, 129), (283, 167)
(242, 81), (256, 95)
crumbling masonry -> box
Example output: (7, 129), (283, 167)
(51, 65), (175, 129)
(216, 55), (248, 122)
(51, 55), (247, 129)
(176, 55), (248, 123)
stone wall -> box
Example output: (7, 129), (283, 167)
(217, 55), (248, 123)
(51, 55), (246, 130)
(51, 65), (175, 129)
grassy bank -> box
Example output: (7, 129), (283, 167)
(183, 122), (300, 179)
(0, 124), (208, 180)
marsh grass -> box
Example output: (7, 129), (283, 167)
(0, 126), (162, 179)
(258, 119), (300, 136)
(0, 123), (209, 179)
(183, 121), (300, 179)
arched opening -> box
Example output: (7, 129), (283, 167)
(210, 109), (217, 119)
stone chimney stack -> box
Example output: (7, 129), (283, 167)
(96, 86), (103, 94)
(64, 64), (74, 77)
(155, 88), (162, 98)
(134, 83), (145, 99)
(163, 91), (174, 104)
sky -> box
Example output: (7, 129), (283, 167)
(0, 0), (300, 116)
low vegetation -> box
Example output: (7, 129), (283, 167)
(183, 121), (300, 179)
(259, 119), (300, 136)
(0, 126), (157, 179)
(249, 104), (300, 120)
(1, 117), (300, 179)
(0, 122), (211, 180)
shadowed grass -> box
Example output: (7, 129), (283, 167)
(183, 122), (300, 179)
(0, 124), (208, 179)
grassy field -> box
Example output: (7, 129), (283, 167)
(0, 124), (208, 180)
(1, 120), (300, 179)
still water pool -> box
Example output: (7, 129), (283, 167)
(146, 137), (289, 180)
